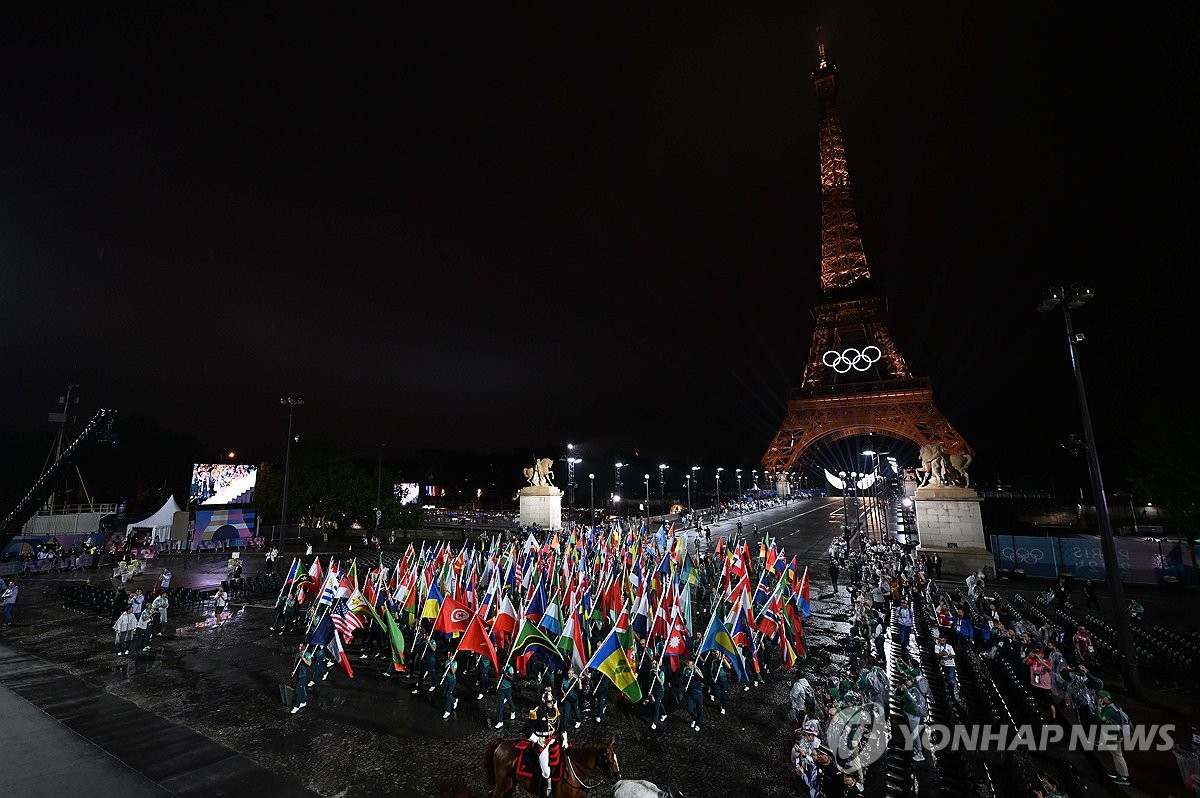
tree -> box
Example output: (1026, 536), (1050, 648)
(1129, 396), (1200, 534)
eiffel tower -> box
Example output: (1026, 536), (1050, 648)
(761, 33), (972, 486)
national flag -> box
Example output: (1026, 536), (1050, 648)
(797, 566), (811, 617)
(511, 619), (564, 665)
(697, 614), (748, 682)
(329, 627), (354, 678)
(281, 557), (300, 586)
(317, 566), (339, 607)
(458, 613), (500, 676)
(308, 556), (323, 594)
(524, 581), (548, 624)
(662, 610), (689, 671)
(382, 609), (407, 673)
(434, 594), (474, 635)
(330, 597), (365, 642)
(728, 602), (755, 648)
(614, 604), (635, 657)
(421, 581), (444, 621)
(752, 571), (771, 607)
(558, 605), (588, 672)
(758, 589), (783, 639)
(538, 596), (563, 637)
(306, 613), (333, 649)
(780, 627), (798, 669)
(492, 592), (518, 643)
(586, 628), (643, 704)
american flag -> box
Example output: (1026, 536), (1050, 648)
(329, 597), (364, 642)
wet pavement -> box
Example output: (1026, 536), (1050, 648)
(1, 505), (1196, 798)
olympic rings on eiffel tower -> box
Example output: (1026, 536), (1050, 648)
(822, 345), (882, 373)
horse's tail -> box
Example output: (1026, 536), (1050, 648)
(483, 736), (501, 791)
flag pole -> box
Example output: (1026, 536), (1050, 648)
(274, 557), (298, 608)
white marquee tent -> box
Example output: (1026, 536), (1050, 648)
(125, 495), (183, 543)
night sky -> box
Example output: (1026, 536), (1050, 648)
(3, 4), (1198, 490)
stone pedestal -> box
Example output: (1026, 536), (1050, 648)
(914, 486), (993, 578)
(518, 486), (564, 531)
(775, 479), (791, 497)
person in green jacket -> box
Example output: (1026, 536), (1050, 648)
(1096, 691), (1130, 785)
(898, 675), (925, 762)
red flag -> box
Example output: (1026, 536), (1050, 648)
(308, 556), (323, 594)
(663, 611), (689, 671)
(458, 613), (499, 675)
(434, 594), (473, 635)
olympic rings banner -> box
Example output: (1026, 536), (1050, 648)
(990, 534), (1197, 586)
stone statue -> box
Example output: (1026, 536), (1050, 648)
(916, 443), (973, 488)
(523, 457), (557, 488)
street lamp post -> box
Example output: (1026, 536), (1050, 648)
(644, 474), (650, 526)
(588, 473), (595, 528)
(1039, 283), (1141, 695)
(615, 462), (624, 519)
(862, 449), (889, 543)
(838, 470), (850, 539)
(1114, 491), (1138, 536)
(658, 464), (669, 519)
(685, 474), (692, 517)
(279, 397), (304, 550)
(715, 468), (723, 518)
(566, 444), (580, 520)
(736, 468), (742, 500)
(751, 470), (758, 491)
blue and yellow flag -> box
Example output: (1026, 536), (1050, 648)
(586, 627), (643, 703)
(421, 581), (444, 621)
(698, 615), (749, 682)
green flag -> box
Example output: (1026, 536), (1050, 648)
(383, 609), (407, 673)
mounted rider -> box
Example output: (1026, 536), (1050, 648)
(527, 687), (561, 796)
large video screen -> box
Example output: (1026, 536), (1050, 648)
(190, 463), (258, 506)
(394, 483), (419, 505)
(193, 508), (257, 545)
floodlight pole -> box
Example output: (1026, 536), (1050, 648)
(1043, 286), (1141, 696)
(279, 398), (304, 551)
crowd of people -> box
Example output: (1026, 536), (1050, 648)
(777, 535), (1141, 797)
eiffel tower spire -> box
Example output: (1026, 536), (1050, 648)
(760, 31), (971, 484)
(800, 29), (910, 389)
(812, 27), (870, 294)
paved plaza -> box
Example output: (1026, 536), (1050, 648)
(0, 503), (1196, 798)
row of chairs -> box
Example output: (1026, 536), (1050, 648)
(223, 573), (284, 601)
(1077, 607), (1196, 676)
(920, 604), (1005, 797)
(56, 583), (211, 617)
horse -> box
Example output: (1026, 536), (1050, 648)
(535, 457), (556, 486)
(916, 444), (972, 488)
(483, 736), (621, 798)
(916, 443), (947, 487)
(613, 780), (685, 798)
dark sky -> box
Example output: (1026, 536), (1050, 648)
(3, 3), (1198, 486)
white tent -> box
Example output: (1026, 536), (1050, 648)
(125, 496), (183, 543)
